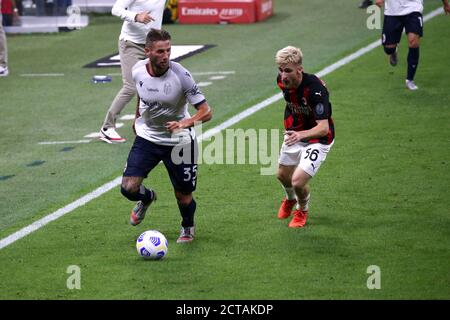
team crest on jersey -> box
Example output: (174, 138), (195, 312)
(164, 82), (172, 95)
(315, 103), (324, 115)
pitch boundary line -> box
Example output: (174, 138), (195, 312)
(0, 7), (443, 251)
(38, 140), (92, 145)
(20, 73), (65, 77)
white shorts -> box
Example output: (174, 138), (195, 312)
(278, 140), (334, 177)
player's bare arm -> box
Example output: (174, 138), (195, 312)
(284, 119), (329, 146)
(132, 95), (141, 135)
(165, 102), (212, 132)
(135, 11), (155, 24)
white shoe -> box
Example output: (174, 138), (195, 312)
(99, 127), (126, 144)
(405, 80), (419, 91)
(0, 66), (9, 77)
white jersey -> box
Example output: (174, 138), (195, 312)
(132, 60), (207, 146)
(384, 0), (423, 16)
(112, 0), (166, 44)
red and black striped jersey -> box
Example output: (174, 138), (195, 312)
(277, 72), (335, 145)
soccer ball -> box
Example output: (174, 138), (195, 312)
(136, 230), (168, 260)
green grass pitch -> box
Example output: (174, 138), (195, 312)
(0, 0), (448, 299)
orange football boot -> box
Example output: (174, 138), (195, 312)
(288, 209), (308, 228)
(278, 199), (297, 219)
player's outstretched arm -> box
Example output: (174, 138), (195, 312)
(165, 102), (212, 132)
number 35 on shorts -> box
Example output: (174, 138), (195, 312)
(183, 165), (198, 186)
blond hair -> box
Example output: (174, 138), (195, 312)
(275, 46), (303, 66)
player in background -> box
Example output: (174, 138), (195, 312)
(376, 0), (450, 90)
(275, 46), (335, 228)
(0, 1), (9, 77)
(99, 0), (167, 144)
(121, 28), (212, 243)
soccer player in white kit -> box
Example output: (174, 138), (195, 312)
(376, 0), (450, 90)
(120, 29), (212, 243)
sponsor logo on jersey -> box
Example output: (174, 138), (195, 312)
(287, 102), (310, 116)
(143, 100), (163, 110)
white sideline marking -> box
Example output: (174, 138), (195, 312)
(423, 7), (444, 21)
(20, 73), (65, 77)
(85, 132), (100, 138)
(0, 177), (122, 250)
(209, 75), (227, 80)
(38, 140), (91, 145)
(0, 7), (443, 251)
(97, 62), (121, 67)
(197, 81), (213, 87)
(198, 93), (283, 141)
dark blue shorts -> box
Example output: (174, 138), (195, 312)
(382, 12), (423, 46)
(123, 136), (198, 194)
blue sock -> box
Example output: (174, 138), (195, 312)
(407, 47), (420, 81)
(178, 199), (196, 228)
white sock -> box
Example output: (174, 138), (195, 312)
(283, 187), (296, 201)
(300, 193), (310, 211)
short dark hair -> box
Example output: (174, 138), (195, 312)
(145, 28), (171, 48)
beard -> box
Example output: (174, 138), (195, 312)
(151, 58), (169, 75)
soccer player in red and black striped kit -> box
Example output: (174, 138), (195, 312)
(275, 46), (335, 228)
